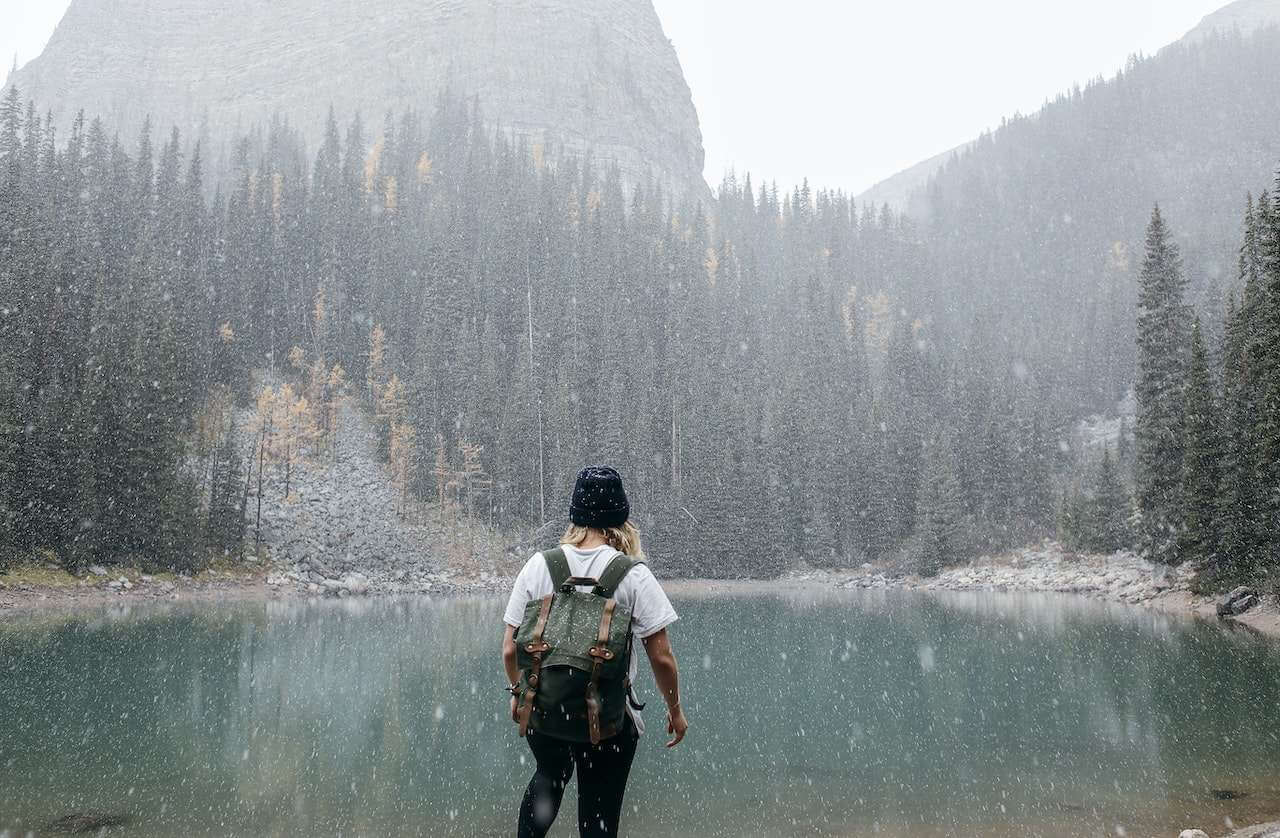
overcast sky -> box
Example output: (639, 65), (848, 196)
(2, 0), (1229, 194)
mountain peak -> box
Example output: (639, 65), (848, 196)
(1182, 0), (1280, 42)
(7, 0), (708, 200)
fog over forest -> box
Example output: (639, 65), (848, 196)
(3, 0), (1279, 588)
(5, 2), (1280, 837)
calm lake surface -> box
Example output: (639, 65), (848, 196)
(3, 588), (1280, 837)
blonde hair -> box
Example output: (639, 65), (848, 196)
(561, 520), (645, 559)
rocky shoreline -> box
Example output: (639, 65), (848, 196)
(0, 560), (510, 612)
(9, 541), (1279, 643)
(785, 541), (1280, 637)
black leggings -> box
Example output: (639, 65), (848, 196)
(517, 718), (639, 838)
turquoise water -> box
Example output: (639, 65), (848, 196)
(2, 589), (1279, 837)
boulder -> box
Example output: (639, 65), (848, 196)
(1217, 586), (1260, 618)
(343, 573), (370, 596)
(88, 565), (108, 577)
(1180, 830), (1209, 838)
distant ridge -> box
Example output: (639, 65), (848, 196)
(858, 17), (1280, 411)
(1181, 0), (1280, 42)
(855, 144), (965, 212)
(855, 0), (1280, 214)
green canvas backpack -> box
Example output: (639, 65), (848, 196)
(514, 547), (644, 744)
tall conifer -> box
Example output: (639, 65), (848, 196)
(1134, 206), (1191, 563)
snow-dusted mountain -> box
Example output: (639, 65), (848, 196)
(6, 0), (709, 200)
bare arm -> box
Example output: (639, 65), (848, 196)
(642, 628), (688, 748)
(502, 624), (519, 684)
(502, 624), (520, 722)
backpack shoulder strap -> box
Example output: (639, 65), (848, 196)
(593, 554), (645, 598)
(543, 547), (570, 590)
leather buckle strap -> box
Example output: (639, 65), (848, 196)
(518, 594), (554, 737)
(587, 599), (617, 660)
(585, 599), (617, 744)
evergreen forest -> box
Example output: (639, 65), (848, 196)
(2, 34), (1279, 587)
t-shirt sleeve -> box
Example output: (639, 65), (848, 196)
(628, 564), (679, 639)
(503, 554), (540, 628)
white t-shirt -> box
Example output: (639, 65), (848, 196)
(503, 544), (679, 735)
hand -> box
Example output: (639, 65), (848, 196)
(510, 694), (519, 724)
(666, 704), (688, 748)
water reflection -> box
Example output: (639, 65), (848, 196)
(1, 590), (1278, 837)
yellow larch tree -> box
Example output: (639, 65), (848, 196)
(388, 421), (417, 516)
(251, 385), (279, 547)
(325, 364), (348, 462)
(280, 385), (318, 501)
(416, 152), (434, 186)
(384, 175), (398, 213)
(704, 247), (720, 286)
(366, 324), (387, 407)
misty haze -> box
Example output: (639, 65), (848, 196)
(2, 1), (1280, 837)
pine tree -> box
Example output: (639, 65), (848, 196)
(1259, 184), (1280, 569)
(1092, 447), (1132, 553)
(1216, 203), (1265, 584)
(1133, 206), (1191, 564)
(1178, 318), (1221, 566)
(914, 436), (964, 577)
(206, 417), (246, 556)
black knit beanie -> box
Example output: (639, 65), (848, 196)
(569, 466), (630, 529)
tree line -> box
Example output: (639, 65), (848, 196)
(0, 85), (1067, 578)
(1064, 192), (1280, 592)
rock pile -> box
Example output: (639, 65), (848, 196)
(824, 543), (1197, 606)
(244, 401), (446, 595)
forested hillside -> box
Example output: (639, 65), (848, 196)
(0, 88), (1056, 578)
(898, 27), (1280, 414)
(3, 25), (1280, 584)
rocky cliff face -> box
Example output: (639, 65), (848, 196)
(8, 0), (708, 200)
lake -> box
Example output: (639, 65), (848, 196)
(2, 588), (1279, 837)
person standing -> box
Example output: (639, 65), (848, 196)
(502, 466), (688, 838)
